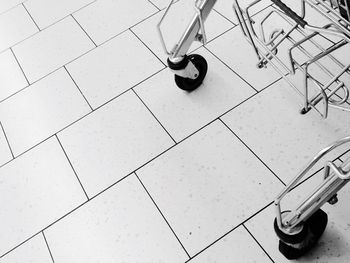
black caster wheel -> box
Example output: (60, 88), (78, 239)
(300, 107), (311, 115)
(274, 209), (328, 260)
(174, 54), (208, 91)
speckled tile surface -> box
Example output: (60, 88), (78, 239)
(1, 0), (349, 261)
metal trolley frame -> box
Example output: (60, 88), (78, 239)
(274, 136), (350, 259)
(157, 0), (217, 91)
(233, 0), (350, 119)
(231, 0), (350, 258)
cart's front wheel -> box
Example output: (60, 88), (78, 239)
(175, 54), (207, 91)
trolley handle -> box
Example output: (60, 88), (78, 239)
(271, 0), (308, 28)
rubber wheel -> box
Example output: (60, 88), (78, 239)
(276, 209), (328, 260)
(274, 217), (308, 245)
(174, 54), (208, 91)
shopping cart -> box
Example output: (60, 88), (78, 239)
(157, 0), (217, 91)
(233, 0), (350, 118)
(273, 136), (350, 259)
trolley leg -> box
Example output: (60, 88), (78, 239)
(273, 137), (350, 259)
(158, 0), (217, 91)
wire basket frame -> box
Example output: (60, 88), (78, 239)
(233, 0), (350, 118)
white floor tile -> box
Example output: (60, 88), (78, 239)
(188, 226), (272, 263)
(73, 0), (157, 45)
(23, 0), (94, 30)
(0, 50), (27, 101)
(0, 4), (38, 52)
(58, 91), (174, 197)
(137, 121), (283, 256)
(206, 26), (281, 91)
(132, 0), (233, 64)
(221, 79), (350, 184)
(0, 123), (12, 166)
(1, 234), (52, 263)
(67, 30), (164, 109)
(215, 0), (271, 24)
(0, 0), (24, 14)
(246, 166), (350, 263)
(135, 48), (255, 142)
(0, 137), (87, 256)
(0, 68), (91, 156)
(148, 0), (181, 10)
(44, 175), (188, 263)
(12, 17), (95, 83)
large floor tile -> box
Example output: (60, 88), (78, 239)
(0, 4), (38, 52)
(221, 79), (350, 184)
(0, 68), (91, 156)
(67, 30), (164, 109)
(24, 0), (95, 29)
(1, 234), (52, 263)
(206, 25), (281, 91)
(246, 166), (350, 263)
(135, 48), (255, 142)
(73, 0), (157, 45)
(58, 91), (174, 197)
(0, 137), (87, 256)
(132, 0), (233, 64)
(137, 121), (283, 256)
(44, 174), (188, 263)
(0, 123), (12, 166)
(188, 226), (272, 262)
(12, 16), (94, 83)
(0, 0), (24, 14)
(0, 50), (27, 101)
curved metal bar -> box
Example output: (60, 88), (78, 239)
(275, 136), (350, 229)
(157, 0), (177, 56)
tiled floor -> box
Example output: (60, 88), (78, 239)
(0, 0), (350, 262)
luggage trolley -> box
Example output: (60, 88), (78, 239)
(233, 0), (350, 119)
(273, 136), (350, 259)
(157, 0), (217, 91)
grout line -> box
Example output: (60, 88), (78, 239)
(0, 84), (29, 104)
(71, 15), (97, 47)
(243, 224), (276, 263)
(0, 1), (27, 16)
(204, 46), (259, 93)
(135, 172), (191, 259)
(22, 3), (41, 31)
(38, 0), (98, 32)
(339, 149), (350, 162)
(129, 28), (167, 67)
(1, 7), (164, 103)
(184, 201), (274, 262)
(146, 0), (161, 11)
(42, 232), (55, 263)
(64, 66), (94, 111)
(212, 8), (237, 26)
(219, 118), (287, 186)
(97, 10), (162, 47)
(0, 67), (167, 170)
(188, 24), (236, 55)
(10, 48), (30, 85)
(172, 92), (260, 146)
(1, 10), (166, 105)
(91, 67), (167, 111)
(0, 122), (14, 159)
(0, 136), (52, 169)
(132, 89), (177, 144)
(55, 135), (90, 200)
(0, 198), (89, 259)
